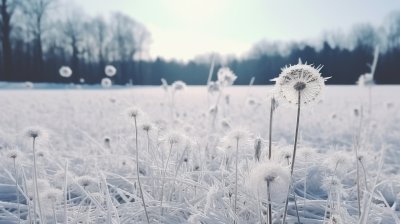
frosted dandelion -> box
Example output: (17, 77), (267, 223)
(273, 59), (329, 223)
(76, 175), (96, 189)
(226, 129), (249, 215)
(125, 106), (150, 223)
(59, 66), (72, 78)
(104, 65), (117, 77)
(208, 81), (220, 94)
(7, 148), (21, 223)
(217, 67), (237, 87)
(101, 78), (112, 88)
(172, 80), (186, 91)
(248, 162), (290, 224)
(24, 126), (47, 224)
(160, 131), (183, 216)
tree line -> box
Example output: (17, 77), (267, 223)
(1, 0), (400, 85)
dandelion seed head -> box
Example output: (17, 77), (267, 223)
(273, 60), (328, 105)
(323, 151), (352, 173)
(141, 123), (153, 132)
(217, 67), (237, 86)
(164, 131), (183, 145)
(172, 80), (186, 91)
(7, 148), (21, 159)
(43, 188), (63, 201)
(227, 129), (250, 142)
(101, 78), (112, 88)
(24, 82), (34, 89)
(208, 81), (220, 94)
(248, 162), (290, 203)
(125, 106), (143, 119)
(322, 176), (342, 192)
(357, 73), (374, 86)
(104, 65), (117, 77)
(24, 126), (47, 139)
(59, 66), (72, 78)
(76, 175), (96, 188)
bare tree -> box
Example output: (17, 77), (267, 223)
(0, 0), (17, 80)
(21, 0), (55, 78)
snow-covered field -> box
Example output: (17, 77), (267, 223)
(0, 85), (399, 223)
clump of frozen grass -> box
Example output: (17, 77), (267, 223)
(59, 66), (72, 78)
(104, 65), (117, 77)
(101, 78), (112, 88)
(248, 161), (290, 224)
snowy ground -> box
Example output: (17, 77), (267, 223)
(0, 85), (399, 223)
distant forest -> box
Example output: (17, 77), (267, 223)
(1, 0), (400, 85)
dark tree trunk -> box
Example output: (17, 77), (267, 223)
(1, 0), (13, 81)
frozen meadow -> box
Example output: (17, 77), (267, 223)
(0, 84), (400, 223)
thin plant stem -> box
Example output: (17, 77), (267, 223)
(160, 142), (174, 216)
(234, 138), (239, 217)
(64, 161), (68, 224)
(290, 91), (301, 175)
(267, 181), (272, 224)
(134, 117), (150, 224)
(283, 91), (302, 224)
(13, 159), (21, 224)
(268, 97), (274, 160)
(32, 137), (44, 224)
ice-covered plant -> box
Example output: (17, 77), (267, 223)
(159, 131), (183, 216)
(7, 148), (21, 224)
(356, 46), (379, 115)
(248, 161), (290, 224)
(272, 59), (329, 222)
(226, 129), (249, 217)
(24, 126), (47, 224)
(126, 106), (150, 223)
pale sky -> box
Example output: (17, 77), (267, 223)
(62, 0), (400, 61)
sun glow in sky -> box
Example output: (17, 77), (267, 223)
(63, 0), (400, 61)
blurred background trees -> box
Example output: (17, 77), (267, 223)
(1, 0), (400, 85)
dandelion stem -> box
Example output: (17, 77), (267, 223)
(64, 161), (68, 224)
(134, 117), (150, 224)
(32, 137), (44, 224)
(283, 91), (302, 224)
(161, 142), (173, 217)
(234, 138), (239, 217)
(267, 181), (272, 224)
(290, 91), (301, 175)
(13, 159), (21, 224)
(268, 97), (274, 160)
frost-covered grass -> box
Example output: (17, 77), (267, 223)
(0, 85), (399, 223)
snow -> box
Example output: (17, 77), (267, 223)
(0, 85), (399, 223)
